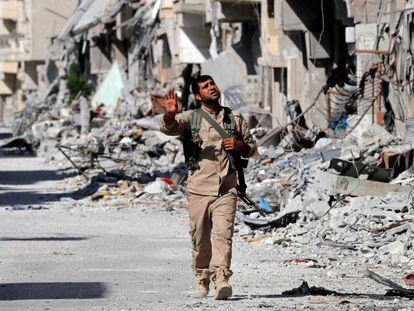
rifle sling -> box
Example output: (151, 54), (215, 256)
(197, 109), (232, 139)
(196, 109), (248, 194)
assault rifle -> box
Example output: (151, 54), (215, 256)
(233, 157), (261, 213)
(197, 109), (264, 215)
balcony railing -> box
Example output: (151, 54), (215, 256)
(0, 32), (25, 61)
(0, 33), (24, 48)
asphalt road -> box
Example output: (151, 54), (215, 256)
(1, 130), (413, 310)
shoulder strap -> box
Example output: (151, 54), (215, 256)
(222, 107), (235, 134)
(190, 109), (202, 136)
(184, 109), (203, 174)
(197, 109), (232, 139)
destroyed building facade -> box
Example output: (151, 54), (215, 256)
(13, 0), (411, 137)
(0, 0), (78, 124)
(260, 0), (414, 136)
(3, 0), (414, 288)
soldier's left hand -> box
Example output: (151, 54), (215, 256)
(222, 138), (245, 152)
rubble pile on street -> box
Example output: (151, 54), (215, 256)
(236, 115), (414, 270)
(42, 114), (188, 208)
(15, 83), (409, 275)
(7, 60), (414, 271)
(3, 0), (414, 278)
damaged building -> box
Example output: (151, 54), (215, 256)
(1, 0), (413, 138)
(0, 0), (77, 124)
(260, 0), (414, 138)
(2, 1), (414, 294)
(2, 0), (414, 194)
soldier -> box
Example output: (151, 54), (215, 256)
(160, 75), (257, 300)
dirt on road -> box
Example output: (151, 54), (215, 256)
(1, 132), (413, 310)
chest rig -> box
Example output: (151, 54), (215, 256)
(183, 107), (237, 174)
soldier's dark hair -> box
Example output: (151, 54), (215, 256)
(191, 75), (214, 95)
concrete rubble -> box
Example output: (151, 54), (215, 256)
(9, 69), (414, 277)
(3, 0), (414, 301)
(237, 117), (414, 270)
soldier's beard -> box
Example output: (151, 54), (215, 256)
(205, 95), (220, 106)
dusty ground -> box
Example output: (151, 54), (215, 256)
(1, 130), (414, 310)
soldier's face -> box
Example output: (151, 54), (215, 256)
(196, 79), (221, 103)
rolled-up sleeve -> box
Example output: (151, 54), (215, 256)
(159, 111), (191, 136)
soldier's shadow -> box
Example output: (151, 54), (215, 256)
(0, 282), (108, 300)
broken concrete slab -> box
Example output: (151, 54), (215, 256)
(387, 240), (405, 255)
(314, 171), (412, 197)
(307, 201), (331, 219)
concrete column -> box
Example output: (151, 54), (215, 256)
(80, 96), (90, 135)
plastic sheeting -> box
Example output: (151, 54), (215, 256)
(92, 61), (125, 112)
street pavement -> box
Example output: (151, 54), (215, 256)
(1, 129), (413, 310)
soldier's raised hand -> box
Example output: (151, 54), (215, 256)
(165, 88), (178, 114)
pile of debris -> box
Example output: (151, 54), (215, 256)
(4, 54), (414, 273)
(235, 114), (414, 270)
(1, 0), (414, 277)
